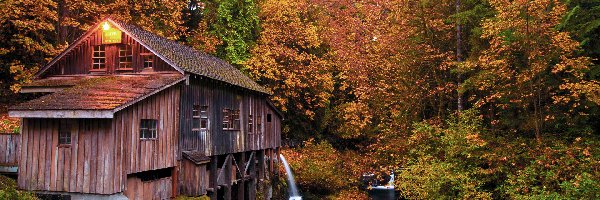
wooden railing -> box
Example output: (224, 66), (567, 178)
(0, 133), (19, 167)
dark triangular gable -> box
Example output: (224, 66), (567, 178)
(35, 18), (183, 78)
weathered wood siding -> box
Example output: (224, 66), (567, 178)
(17, 118), (121, 194)
(115, 85), (180, 174)
(264, 106), (282, 150)
(124, 176), (172, 200)
(178, 160), (209, 196)
(179, 78), (282, 156)
(0, 133), (19, 166)
(42, 29), (175, 77)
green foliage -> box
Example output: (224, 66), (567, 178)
(174, 195), (210, 200)
(211, 0), (260, 65)
(398, 109), (492, 199)
(501, 138), (600, 199)
(0, 175), (37, 200)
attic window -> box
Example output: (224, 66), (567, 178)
(118, 45), (133, 69)
(92, 45), (106, 70)
(140, 48), (154, 68)
(267, 114), (272, 122)
(143, 55), (154, 68)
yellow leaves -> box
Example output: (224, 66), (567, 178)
(9, 62), (37, 93)
(334, 102), (372, 139)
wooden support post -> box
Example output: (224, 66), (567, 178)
(225, 154), (232, 200)
(172, 164), (179, 198)
(269, 149), (274, 177)
(275, 148), (280, 176)
(237, 152), (245, 200)
(258, 150), (265, 180)
(248, 150), (257, 200)
(209, 156), (218, 200)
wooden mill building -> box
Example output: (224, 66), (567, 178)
(8, 18), (282, 200)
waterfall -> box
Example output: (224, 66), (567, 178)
(279, 154), (301, 200)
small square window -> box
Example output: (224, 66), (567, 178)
(140, 119), (158, 139)
(267, 114), (272, 122)
(143, 55), (154, 68)
(58, 120), (71, 146)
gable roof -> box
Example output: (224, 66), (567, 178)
(9, 73), (185, 118)
(35, 18), (270, 95)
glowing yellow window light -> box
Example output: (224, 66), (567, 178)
(102, 21), (122, 44)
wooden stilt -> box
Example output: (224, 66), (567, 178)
(248, 150), (257, 200)
(258, 150), (265, 180)
(237, 152), (245, 200)
(225, 154), (232, 200)
(209, 156), (218, 200)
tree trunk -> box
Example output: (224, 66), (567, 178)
(456, 0), (464, 113)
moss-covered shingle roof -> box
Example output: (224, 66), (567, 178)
(11, 74), (184, 110)
(110, 19), (270, 94)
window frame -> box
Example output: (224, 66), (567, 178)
(140, 119), (158, 140)
(192, 105), (209, 132)
(222, 108), (241, 131)
(118, 44), (133, 70)
(143, 55), (154, 68)
(91, 45), (106, 71)
(58, 120), (71, 147)
(248, 114), (253, 134)
(222, 108), (230, 130)
(200, 105), (208, 130)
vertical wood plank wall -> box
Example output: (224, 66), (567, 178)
(17, 118), (120, 194)
(0, 133), (19, 166)
(115, 85), (180, 174)
(179, 160), (209, 196)
(43, 29), (176, 77)
(179, 78), (282, 157)
(124, 176), (172, 200)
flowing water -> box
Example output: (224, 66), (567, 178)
(279, 154), (301, 200)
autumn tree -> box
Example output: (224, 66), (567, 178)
(464, 0), (600, 141)
(245, 0), (334, 141)
(0, 0), (60, 97)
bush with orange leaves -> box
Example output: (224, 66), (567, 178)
(280, 139), (369, 199)
(0, 115), (19, 134)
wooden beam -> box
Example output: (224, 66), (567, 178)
(244, 151), (255, 174)
(8, 110), (113, 118)
(20, 87), (69, 93)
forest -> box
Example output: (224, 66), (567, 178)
(1, 0), (600, 199)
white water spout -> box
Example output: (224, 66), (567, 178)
(279, 154), (301, 200)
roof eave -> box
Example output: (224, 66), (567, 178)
(8, 110), (114, 118)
